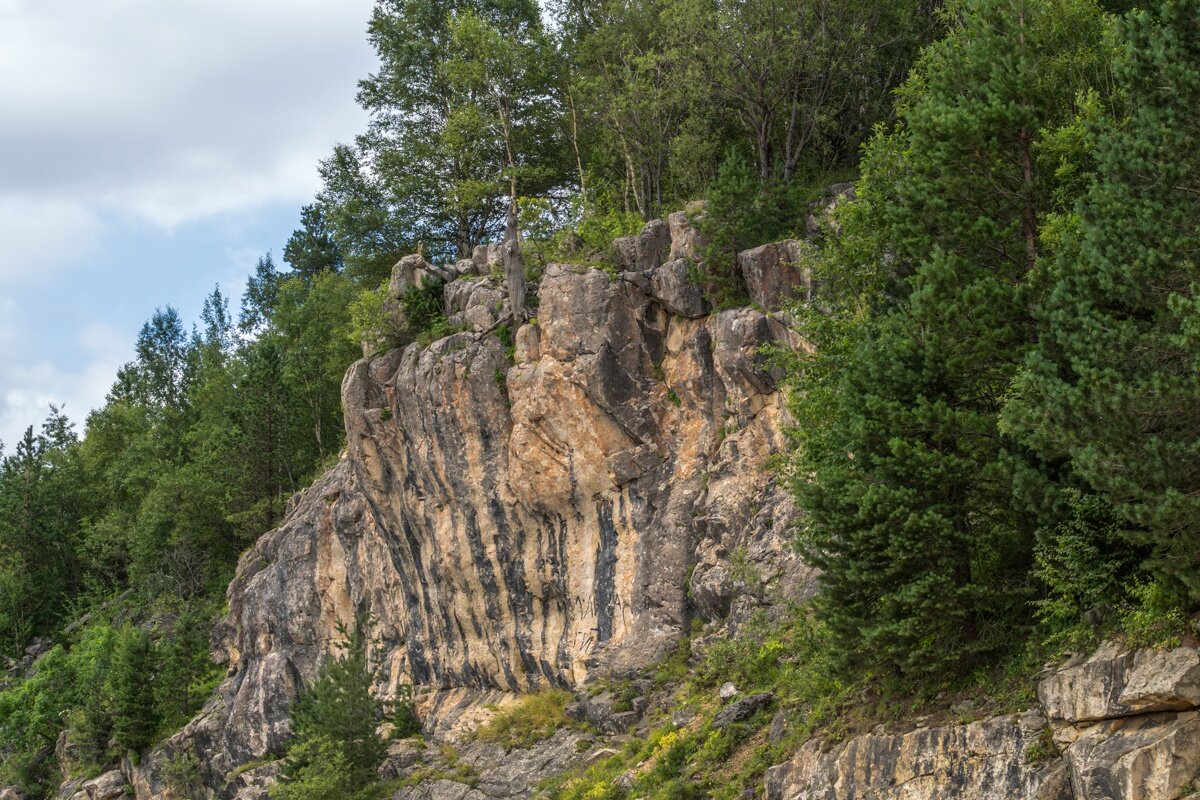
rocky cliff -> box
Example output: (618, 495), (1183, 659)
(61, 190), (1200, 800)
(107, 204), (819, 800)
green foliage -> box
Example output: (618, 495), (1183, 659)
(161, 750), (205, 800)
(283, 204), (344, 281)
(391, 683), (422, 740)
(0, 623), (119, 794)
(109, 625), (159, 756)
(1118, 580), (1190, 650)
(279, 620), (389, 796)
(0, 408), (86, 655)
(153, 600), (225, 736)
(693, 150), (803, 306)
(791, 0), (1113, 683)
(322, 0), (561, 269)
(576, 210), (644, 255)
(1004, 0), (1200, 601)
(400, 283), (453, 345)
(471, 689), (572, 750)
(1032, 491), (1143, 651)
(351, 278), (454, 354)
(270, 734), (384, 800)
(349, 281), (404, 356)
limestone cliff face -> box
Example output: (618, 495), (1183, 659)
(128, 212), (811, 799)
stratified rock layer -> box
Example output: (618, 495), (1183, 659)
(765, 711), (1069, 800)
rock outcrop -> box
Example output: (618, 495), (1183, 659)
(108, 192), (1200, 800)
(766, 642), (1200, 800)
(765, 710), (1069, 800)
(133, 209), (812, 799)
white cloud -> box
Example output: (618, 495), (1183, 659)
(0, 0), (379, 443)
(0, 0), (376, 274)
(0, 308), (128, 449)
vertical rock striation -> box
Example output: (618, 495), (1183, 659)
(139, 212), (811, 798)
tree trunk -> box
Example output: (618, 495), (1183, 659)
(503, 200), (526, 324)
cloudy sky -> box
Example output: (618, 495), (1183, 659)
(0, 0), (378, 448)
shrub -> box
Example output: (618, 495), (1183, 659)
(1032, 490), (1144, 652)
(349, 280), (452, 354)
(471, 689), (572, 750)
(1119, 580), (1190, 650)
(269, 734), (383, 800)
(576, 211), (644, 256)
(693, 149), (804, 307)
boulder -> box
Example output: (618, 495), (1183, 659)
(729, 237), (816, 311)
(736, 240), (814, 312)
(390, 254), (451, 297)
(713, 692), (773, 729)
(1038, 642), (1200, 723)
(444, 276), (507, 332)
(648, 259), (708, 318)
(472, 243), (504, 274)
(80, 771), (127, 800)
(453, 258), (482, 278)
(612, 219), (671, 271)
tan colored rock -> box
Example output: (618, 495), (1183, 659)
(764, 711), (1069, 800)
(1038, 642), (1200, 723)
(668, 204), (707, 262)
(647, 259), (708, 318)
(1065, 710), (1200, 799)
(737, 240), (814, 312)
(80, 771), (127, 800)
(444, 276), (507, 332)
(471, 243), (504, 274)
(142, 252), (804, 796)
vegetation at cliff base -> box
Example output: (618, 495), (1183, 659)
(270, 620), (414, 800)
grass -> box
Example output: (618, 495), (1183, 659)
(471, 689), (574, 751)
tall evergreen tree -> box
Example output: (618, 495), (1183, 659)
(793, 0), (1110, 681)
(283, 204), (345, 281)
(1006, 0), (1200, 599)
(109, 626), (159, 755)
(276, 620), (388, 796)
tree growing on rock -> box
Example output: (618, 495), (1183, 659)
(273, 619), (408, 799)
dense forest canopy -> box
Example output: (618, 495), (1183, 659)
(1, 0), (1198, 796)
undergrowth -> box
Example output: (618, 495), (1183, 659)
(471, 689), (575, 751)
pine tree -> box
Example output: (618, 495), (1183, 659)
(794, 0), (1110, 681)
(278, 620), (388, 795)
(1006, 0), (1200, 599)
(109, 626), (159, 754)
